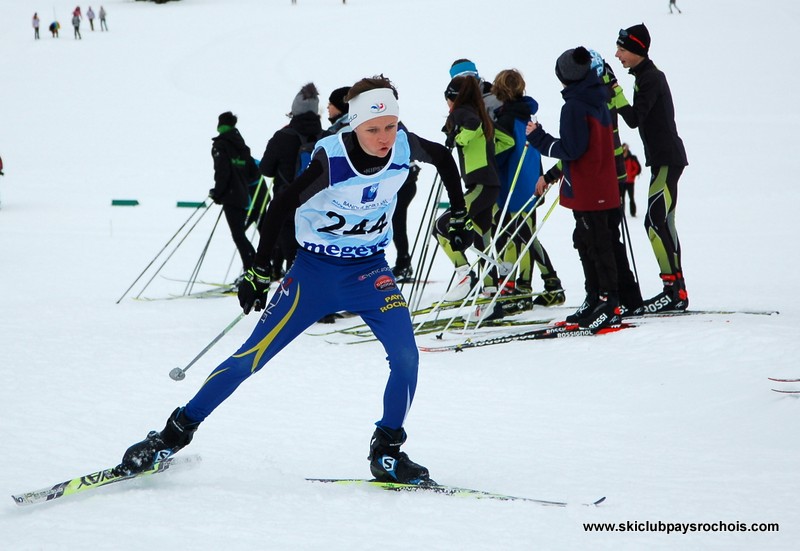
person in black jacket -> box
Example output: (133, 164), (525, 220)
(259, 82), (324, 279)
(210, 111), (259, 273)
(616, 23), (689, 313)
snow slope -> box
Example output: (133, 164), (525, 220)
(1, 0), (799, 549)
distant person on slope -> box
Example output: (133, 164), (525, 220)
(621, 143), (641, 217)
(112, 75), (467, 486)
(209, 111), (260, 274)
(99, 6), (108, 31)
(615, 23), (689, 313)
(72, 13), (82, 40)
(33, 13), (40, 39)
(49, 21), (60, 38)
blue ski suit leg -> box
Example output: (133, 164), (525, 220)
(184, 249), (418, 429)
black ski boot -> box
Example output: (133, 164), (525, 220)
(642, 272), (688, 313)
(113, 407), (199, 476)
(368, 426), (432, 485)
(565, 291), (599, 324)
(392, 255), (413, 283)
(580, 292), (621, 333)
(533, 275), (566, 307)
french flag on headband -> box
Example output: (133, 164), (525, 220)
(348, 88), (399, 129)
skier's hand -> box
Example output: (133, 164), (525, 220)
(238, 266), (271, 314)
(208, 188), (221, 205)
(448, 208), (473, 252)
(535, 176), (550, 196)
(444, 125), (460, 149)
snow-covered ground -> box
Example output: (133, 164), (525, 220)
(1, 0), (799, 549)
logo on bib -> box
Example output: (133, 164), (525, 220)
(361, 183), (379, 203)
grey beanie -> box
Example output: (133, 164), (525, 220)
(555, 47), (592, 85)
(290, 82), (319, 117)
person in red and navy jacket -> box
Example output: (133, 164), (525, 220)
(526, 46), (622, 332)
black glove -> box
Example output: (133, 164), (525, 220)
(406, 163), (421, 185)
(208, 188), (221, 204)
(238, 265), (271, 314)
(448, 208), (473, 252)
(444, 127), (460, 149)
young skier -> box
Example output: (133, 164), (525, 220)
(527, 47), (622, 331)
(538, 50), (645, 317)
(491, 68), (564, 308)
(434, 75), (511, 318)
(615, 23), (689, 312)
(113, 75), (467, 485)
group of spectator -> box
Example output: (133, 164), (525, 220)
(33, 6), (107, 40)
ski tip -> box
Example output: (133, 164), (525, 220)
(591, 496), (607, 506)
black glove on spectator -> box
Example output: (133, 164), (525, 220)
(448, 208), (473, 252)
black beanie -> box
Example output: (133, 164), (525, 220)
(555, 47), (592, 85)
(617, 24), (651, 57)
(328, 86), (350, 114)
(218, 111), (237, 127)
(444, 77), (463, 101)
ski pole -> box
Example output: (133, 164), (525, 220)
(133, 204), (215, 300)
(116, 201), (208, 304)
(405, 172), (444, 308)
(225, 177), (274, 283)
(620, 205), (640, 283)
(183, 208), (224, 296)
(169, 312), (246, 381)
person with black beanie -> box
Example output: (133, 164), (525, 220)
(209, 111), (260, 273)
(527, 47), (622, 332)
(326, 86), (351, 135)
(615, 23), (689, 313)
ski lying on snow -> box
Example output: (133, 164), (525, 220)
(307, 478), (605, 507)
(633, 309), (779, 318)
(419, 322), (633, 352)
(11, 455), (201, 506)
(769, 377), (800, 394)
(409, 291), (544, 317)
(323, 318), (555, 345)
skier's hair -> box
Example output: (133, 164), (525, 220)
(492, 69), (526, 103)
(446, 76), (494, 140)
(345, 75), (399, 103)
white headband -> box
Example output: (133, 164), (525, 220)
(347, 88), (400, 129)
